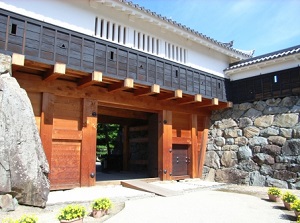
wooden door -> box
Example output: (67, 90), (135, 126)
(172, 144), (189, 176)
(40, 93), (97, 190)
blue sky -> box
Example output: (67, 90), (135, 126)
(132, 0), (300, 56)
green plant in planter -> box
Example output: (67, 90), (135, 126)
(297, 215), (300, 223)
(57, 204), (86, 221)
(282, 191), (297, 203)
(292, 199), (300, 212)
(268, 187), (282, 196)
(1, 214), (38, 223)
(91, 198), (112, 211)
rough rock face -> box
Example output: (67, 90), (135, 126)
(204, 96), (300, 189)
(0, 73), (50, 207)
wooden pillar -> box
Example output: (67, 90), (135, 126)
(198, 116), (210, 178)
(122, 125), (129, 171)
(158, 110), (172, 181)
(190, 114), (198, 178)
(40, 93), (54, 178)
(81, 98), (97, 187)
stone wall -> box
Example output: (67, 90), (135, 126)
(203, 96), (300, 189)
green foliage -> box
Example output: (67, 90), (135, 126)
(292, 199), (300, 212)
(57, 204), (86, 221)
(297, 215), (300, 223)
(96, 124), (120, 156)
(91, 198), (112, 211)
(282, 191), (297, 203)
(2, 214), (38, 223)
(267, 187), (282, 196)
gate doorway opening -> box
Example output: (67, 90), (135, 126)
(96, 106), (158, 182)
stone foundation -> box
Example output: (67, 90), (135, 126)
(204, 96), (300, 189)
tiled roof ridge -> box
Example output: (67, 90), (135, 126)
(225, 44), (300, 71)
(119, 0), (253, 58)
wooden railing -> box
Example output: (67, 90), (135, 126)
(0, 9), (228, 101)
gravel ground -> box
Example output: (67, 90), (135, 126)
(1, 181), (300, 223)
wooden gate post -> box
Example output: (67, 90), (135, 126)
(158, 110), (172, 181)
(190, 114), (198, 178)
(81, 98), (98, 187)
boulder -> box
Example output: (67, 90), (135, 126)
(224, 128), (242, 138)
(252, 153), (274, 166)
(273, 170), (297, 181)
(249, 171), (266, 186)
(265, 176), (288, 189)
(222, 145), (239, 151)
(253, 101), (266, 111)
(243, 126), (260, 138)
(259, 127), (279, 137)
(214, 137), (225, 147)
(266, 98), (281, 106)
(242, 108), (262, 119)
(260, 164), (273, 176)
(279, 128), (293, 139)
(235, 136), (248, 146)
(293, 126), (300, 138)
(237, 159), (260, 172)
(238, 117), (253, 128)
(0, 194), (17, 212)
(239, 102), (253, 111)
(215, 118), (237, 129)
(0, 75), (50, 207)
(248, 137), (268, 147)
(204, 168), (216, 182)
(261, 144), (281, 156)
(263, 106), (289, 115)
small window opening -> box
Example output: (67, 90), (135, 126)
(11, 23), (17, 35)
(274, 75), (278, 83)
(100, 19), (104, 37)
(123, 27), (126, 44)
(175, 70), (178, 78)
(94, 17), (98, 36)
(112, 23), (115, 41)
(110, 51), (114, 60)
(218, 82), (221, 89)
(118, 25), (121, 43)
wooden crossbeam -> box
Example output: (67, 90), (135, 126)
(11, 53), (25, 73)
(108, 78), (134, 92)
(210, 101), (233, 110)
(178, 94), (202, 105)
(134, 84), (160, 96)
(197, 98), (219, 108)
(43, 63), (66, 81)
(77, 71), (102, 89)
(157, 89), (182, 101)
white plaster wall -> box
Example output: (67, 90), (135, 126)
(0, 0), (231, 77)
(228, 59), (300, 81)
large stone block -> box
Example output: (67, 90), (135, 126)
(215, 168), (249, 184)
(237, 159), (260, 172)
(243, 126), (260, 138)
(259, 127), (279, 137)
(238, 117), (253, 128)
(252, 153), (275, 166)
(279, 128), (293, 139)
(0, 75), (50, 207)
(221, 151), (238, 167)
(204, 151), (220, 169)
(273, 170), (297, 181)
(266, 98), (281, 106)
(249, 171), (266, 186)
(282, 139), (300, 156)
(224, 128), (242, 138)
(254, 115), (274, 128)
(237, 146), (252, 160)
(267, 136), (286, 146)
(261, 144), (281, 156)
(242, 108), (262, 119)
(260, 164), (273, 176)
(273, 113), (299, 128)
(215, 118), (237, 129)
(235, 136), (248, 146)
(248, 137), (268, 147)
(265, 176), (288, 189)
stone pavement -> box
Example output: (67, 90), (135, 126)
(0, 179), (297, 223)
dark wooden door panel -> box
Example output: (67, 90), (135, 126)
(172, 144), (189, 176)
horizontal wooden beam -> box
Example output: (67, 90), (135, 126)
(210, 101), (233, 110)
(77, 71), (102, 89)
(43, 63), (66, 81)
(157, 89), (182, 101)
(98, 106), (149, 120)
(197, 98), (219, 108)
(108, 78), (134, 92)
(178, 94), (202, 105)
(134, 84), (160, 96)
(52, 129), (83, 140)
(172, 137), (192, 145)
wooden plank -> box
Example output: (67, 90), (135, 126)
(129, 125), (148, 132)
(81, 98), (97, 187)
(178, 94), (202, 105)
(134, 84), (160, 96)
(158, 110), (172, 180)
(123, 126), (129, 171)
(52, 129), (82, 140)
(190, 114), (198, 178)
(43, 63), (66, 81)
(98, 106), (149, 120)
(108, 78), (134, 92)
(77, 71), (102, 89)
(197, 116), (210, 178)
(157, 89), (182, 101)
(210, 101), (233, 110)
(121, 180), (181, 197)
(196, 98), (219, 108)
(40, 93), (54, 181)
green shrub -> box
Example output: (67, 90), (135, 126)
(1, 215), (38, 223)
(57, 204), (86, 221)
(268, 187), (282, 196)
(282, 191), (297, 203)
(292, 199), (300, 212)
(91, 198), (112, 211)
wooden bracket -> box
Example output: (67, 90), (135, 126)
(11, 53), (25, 73)
(134, 84), (160, 96)
(197, 98), (219, 108)
(157, 89), (182, 101)
(210, 101), (233, 110)
(43, 63), (66, 81)
(108, 78), (134, 92)
(77, 71), (102, 89)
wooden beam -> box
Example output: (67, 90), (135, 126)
(98, 106), (149, 120)
(108, 78), (134, 92)
(134, 84), (160, 96)
(11, 53), (25, 73)
(210, 101), (233, 110)
(123, 126), (129, 171)
(197, 98), (219, 108)
(157, 89), (182, 101)
(77, 71), (102, 89)
(172, 137), (192, 145)
(178, 94), (202, 105)
(190, 114), (198, 178)
(198, 116), (210, 178)
(43, 63), (66, 81)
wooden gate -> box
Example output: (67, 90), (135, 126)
(172, 145), (189, 176)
